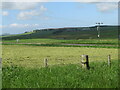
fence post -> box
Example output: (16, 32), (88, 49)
(108, 55), (111, 67)
(81, 55), (90, 70)
(44, 58), (48, 67)
(0, 58), (1, 64)
(0, 58), (1, 63)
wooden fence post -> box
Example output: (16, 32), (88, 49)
(44, 58), (48, 67)
(81, 55), (90, 70)
(0, 58), (1, 63)
(0, 58), (2, 68)
(108, 55), (111, 67)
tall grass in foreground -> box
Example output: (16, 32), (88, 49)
(2, 60), (118, 88)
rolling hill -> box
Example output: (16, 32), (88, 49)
(2, 25), (118, 40)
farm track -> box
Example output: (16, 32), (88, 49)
(1, 42), (118, 47)
(62, 44), (118, 46)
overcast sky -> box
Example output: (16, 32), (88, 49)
(0, 0), (118, 34)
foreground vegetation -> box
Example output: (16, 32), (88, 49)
(3, 60), (118, 88)
(2, 38), (118, 88)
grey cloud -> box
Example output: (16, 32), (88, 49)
(1, 2), (38, 10)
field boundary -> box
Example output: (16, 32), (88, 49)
(2, 42), (119, 49)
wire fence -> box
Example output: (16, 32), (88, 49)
(43, 54), (116, 68)
(2, 53), (117, 68)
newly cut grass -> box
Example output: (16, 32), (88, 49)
(2, 45), (118, 68)
(2, 60), (118, 88)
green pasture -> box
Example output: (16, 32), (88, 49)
(2, 44), (119, 88)
(2, 45), (118, 68)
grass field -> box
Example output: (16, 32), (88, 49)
(3, 61), (118, 88)
(2, 44), (118, 88)
(2, 45), (118, 68)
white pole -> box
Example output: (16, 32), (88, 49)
(97, 26), (99, 38)
(96, 22), (103, 38)
(16, 39), (19, 43)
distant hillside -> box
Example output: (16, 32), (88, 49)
(2, 25), (118, 40)
(1, 33), (11, 36)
